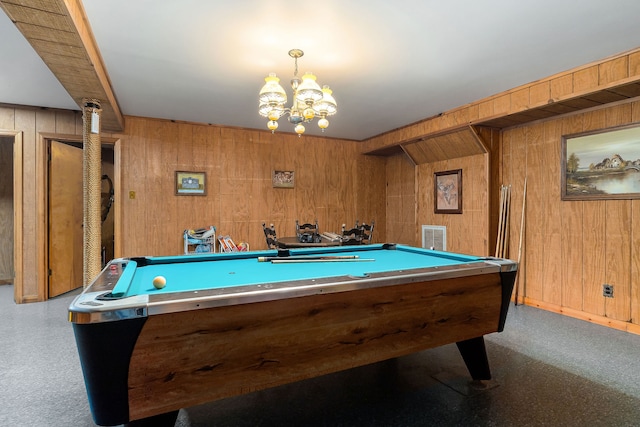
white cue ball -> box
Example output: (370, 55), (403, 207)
(152, 275), (166, 289)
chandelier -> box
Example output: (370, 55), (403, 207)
(259, 49), (337, 136)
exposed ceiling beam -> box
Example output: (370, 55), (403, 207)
(0, 0), (124, 131)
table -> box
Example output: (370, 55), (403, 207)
(69, 243), (517, 426)
(276, 235), (342, 248)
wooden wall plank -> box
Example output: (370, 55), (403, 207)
(604, 200), (631, 321)
(16, 109), (38, 301)
(507, 126), (527, 302)
(387, 154), (416, 246)
(573, 65), (599, 94)
(559, 114), (585, 310)
(599, 56), (629, 86)
(0, 138), (13, 282)
(523, 123), (544, 301)
(121, 117), (148, 257)
(632, 200), (640, 325)
(0, 106), (16, 129)
(541, 121), (562, 305)
(632, 101), (640, 325)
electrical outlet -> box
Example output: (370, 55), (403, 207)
(603, 284), (614, 298)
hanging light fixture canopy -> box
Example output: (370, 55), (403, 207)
(259, 49), (337, 136)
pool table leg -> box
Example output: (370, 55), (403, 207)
(456, 336), (491, 381)
(124, 410), (179, 427)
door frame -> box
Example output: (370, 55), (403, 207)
(0, 130), (23, 303)
(39, 133), (120, 300)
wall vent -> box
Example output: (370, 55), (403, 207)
(422, 225), (446, 251)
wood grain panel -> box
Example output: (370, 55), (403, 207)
(0, 0), (124, 131)
(541, 121), (562, 305)
(0, 139), (13, 281)
(523, 124), (544, 301)
(632, 200), (640, 324)
(386, 153), (416, 246)
(504, 127), (524, 264)
(530, 81), (551, 107)
(121, 118), (148, 257)
(604, 200), (631, 321)
(18, 109), (40, 300)
(559, 115), (584, 310)
(112, 118), (381, 255)
(560, 200), (583, 309)
(399, 127), (486, 165)
(599, 56), (629, 86)
(580, 200), (607, 316)
(128, 273), (503, 420)
(573, 66), (599, 94)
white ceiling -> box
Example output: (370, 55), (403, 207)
(2, 0), (640, 141)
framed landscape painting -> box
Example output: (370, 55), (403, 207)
(175, 171), (206, 195)
(561, 124), (640, 200)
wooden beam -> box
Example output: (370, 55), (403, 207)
(0, 0), (124, 131)
(362, 47), (640, 155)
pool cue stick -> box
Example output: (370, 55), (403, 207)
(270, 258), (374, 263)
(500, 185), (508, 257)
(257, 255), (359, 262)
(514, 178), (527, 305)
(503, 185), (512, 258)
(495, 186), (504, 257)
(500, 185), (507, 257)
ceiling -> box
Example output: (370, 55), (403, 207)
(2, 1), (640, 141)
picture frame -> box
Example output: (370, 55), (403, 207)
(272, 170), (295, 188)
(434, 169), (462, 214)
(175, 171), (206, 196)
(561, 123), (640, 201)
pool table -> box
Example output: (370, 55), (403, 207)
(69, 243), (517, 426)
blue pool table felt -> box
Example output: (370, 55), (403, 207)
(115, 245), (482, 297)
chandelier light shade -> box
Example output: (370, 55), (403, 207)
(259, 49), (337, 135)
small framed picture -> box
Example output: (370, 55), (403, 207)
(272, 170), (295, 188)
(175, 171), (206, 196)
(434, 169), (462, 214)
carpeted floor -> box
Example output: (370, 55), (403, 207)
(1, 284), (639, 427)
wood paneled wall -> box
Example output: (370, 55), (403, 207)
(501, 101), (640, 334)
(0, 105), (85, 301)
(116, 117), (386, 257)
(385, 153), (417, 246)
(1, 108), (386, 302)
(0, 136), (14, 282)
(416, 154), (489, 256)
(385, 126), (500, 256)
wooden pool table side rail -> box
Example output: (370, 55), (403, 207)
(126, 271), (512, 422)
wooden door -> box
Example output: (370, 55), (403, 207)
(48, 141), (83, 297)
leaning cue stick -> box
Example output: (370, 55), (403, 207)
(495, 185), (505, 258)
(514, 178), (527, 305)
(503, 185), (512, 258)
(270, 258), (375, 263)
(258, 255), (359, 262)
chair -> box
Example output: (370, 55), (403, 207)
(358, 220), (375, 244)
(296, 220), (320, 243)
(341, 224), (364, 245)
(262, 223), (278, 249)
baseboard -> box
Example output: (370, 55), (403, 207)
(519, 297), (639, 337)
